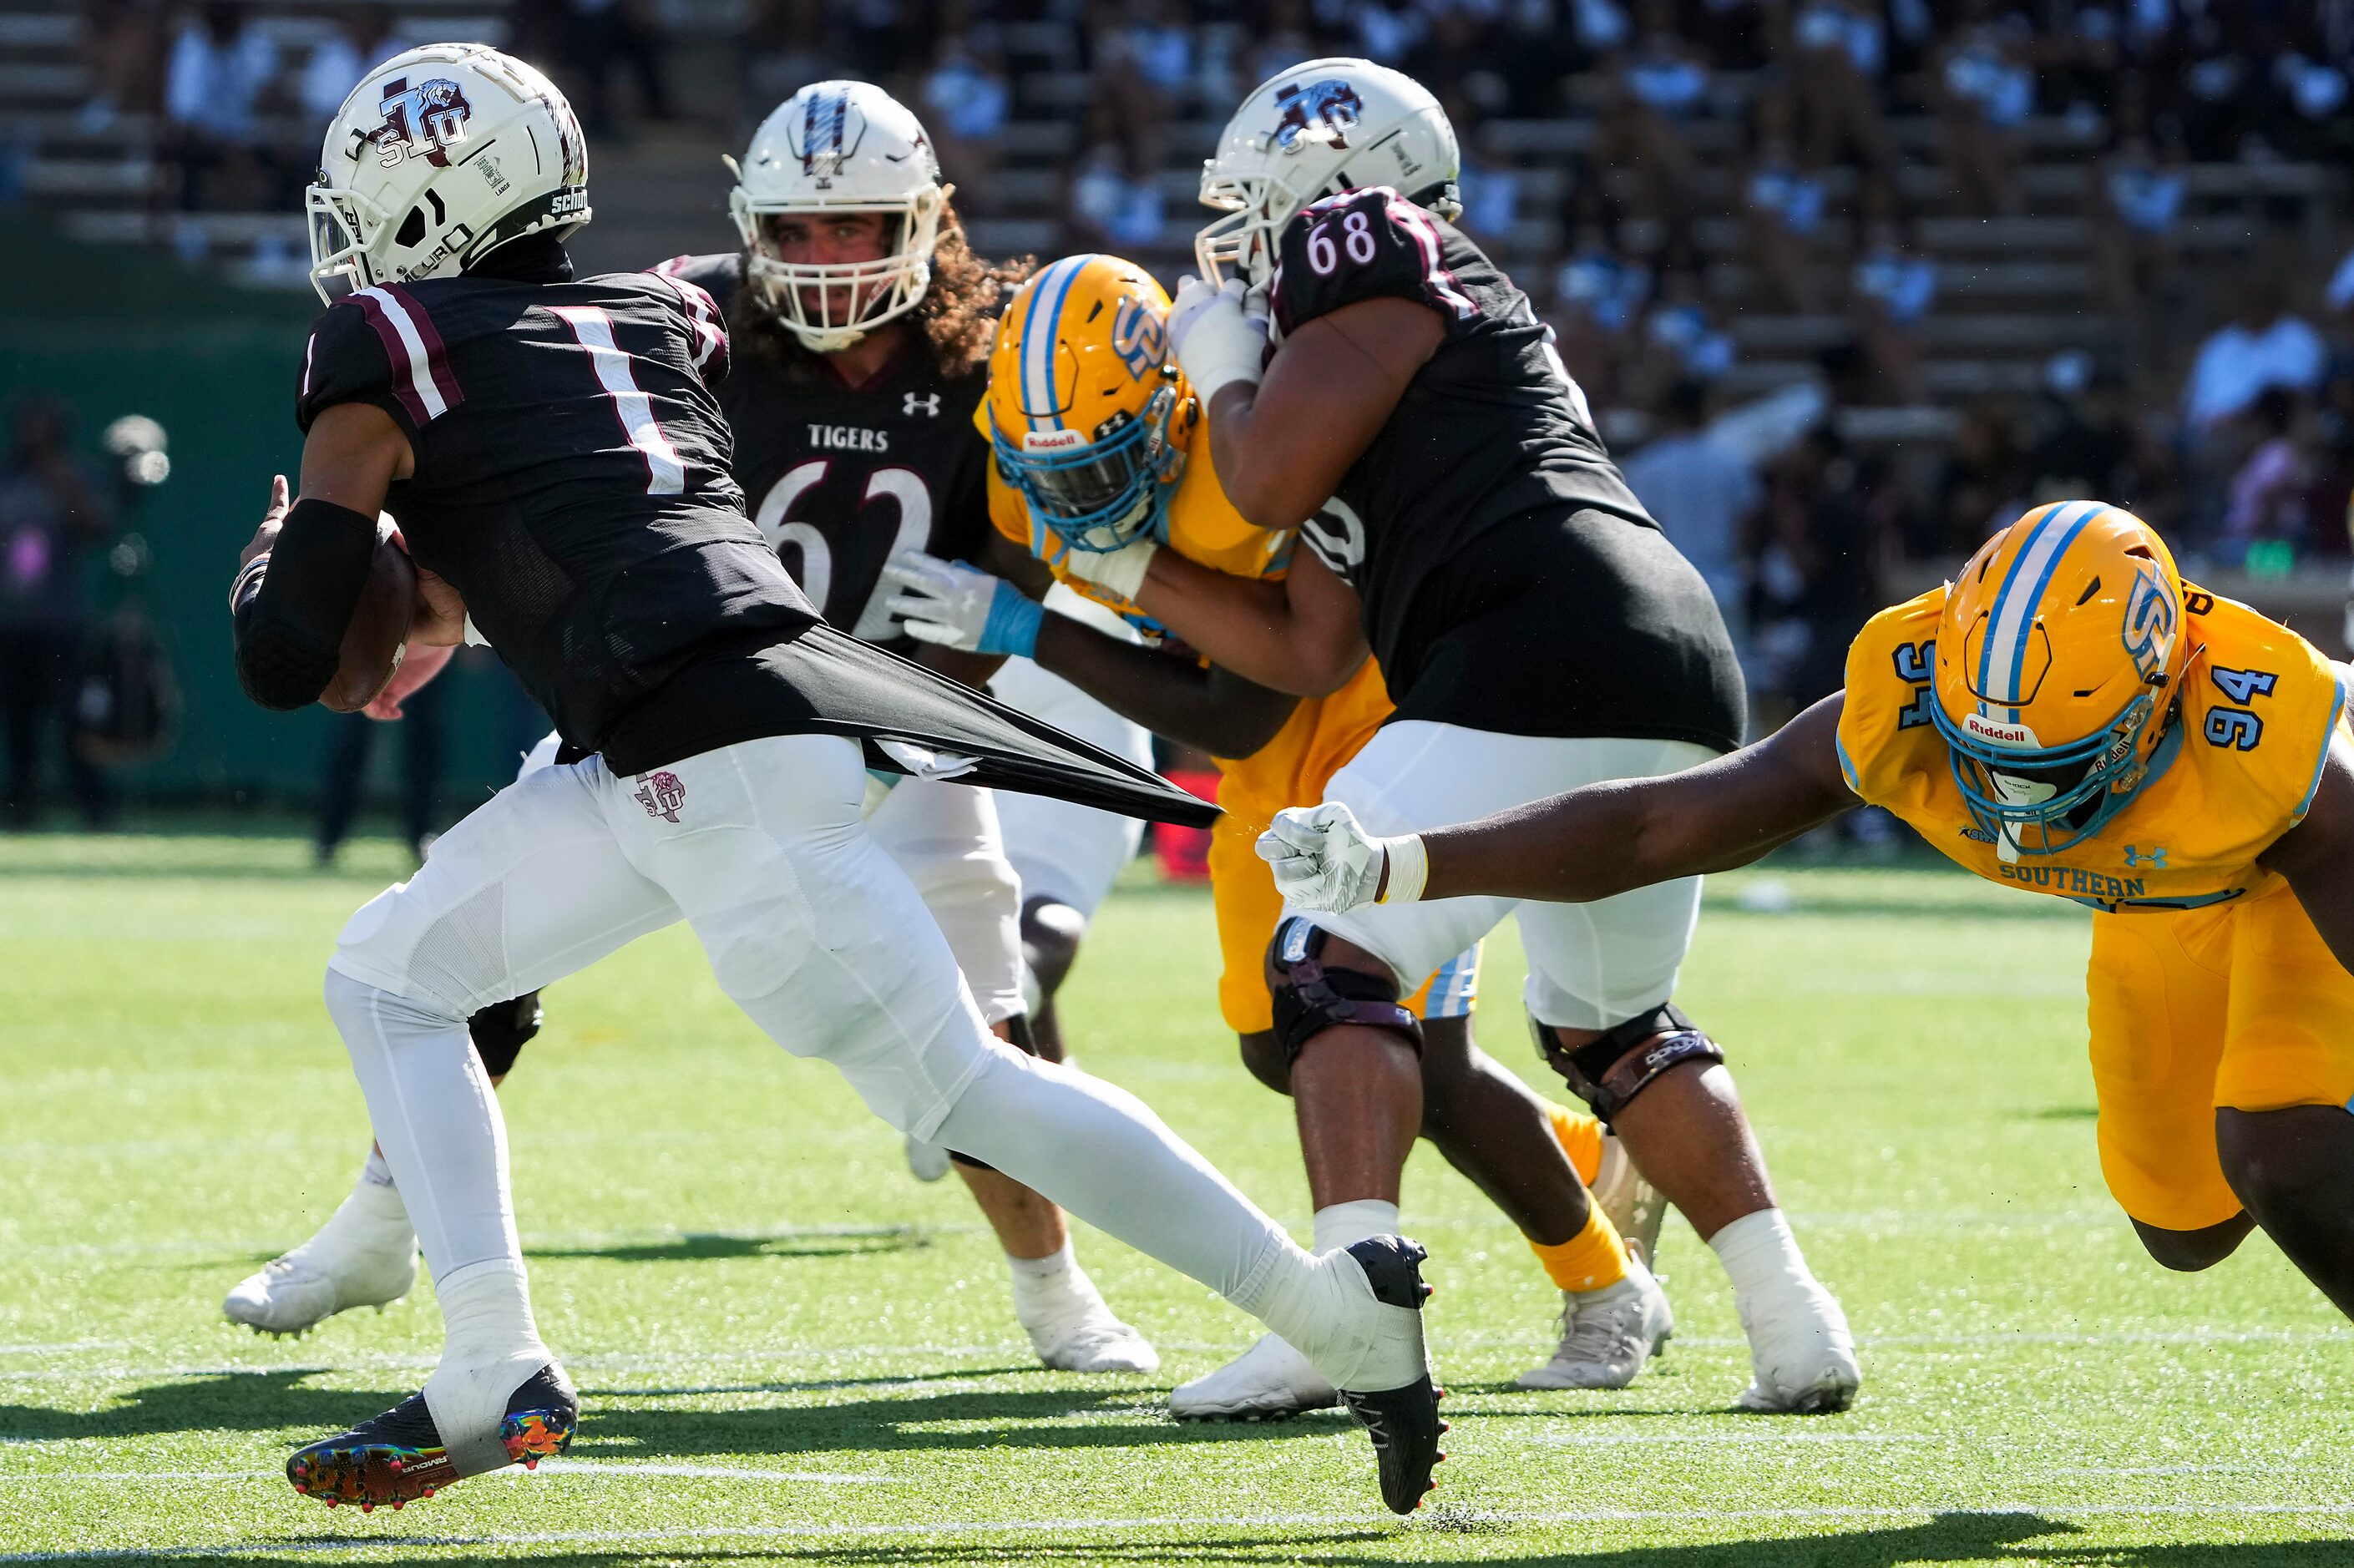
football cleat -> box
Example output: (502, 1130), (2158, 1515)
(904, 1132), (952, 1184)
(1734, 1277), (1860, 1414)
(1592, 1131), (1667, 1269)
(1334, 1237), (1446, 1516)
(286, 1363), (576, 1510)
(1516, 1255), (1674, 1390)
(224, 1188), (418, 1338)
(1170, 1333), (1339, 1421)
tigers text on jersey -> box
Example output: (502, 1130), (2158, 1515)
(982, 405), (1389, 827)
(296, 267), (817, 755)
(661, 255), (991, 645)
(1268, 187), (1743, 753)
(1838, 584), (2350, 911)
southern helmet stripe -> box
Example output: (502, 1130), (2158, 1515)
(1018, 255), (1090, 430)
(1978, 499), (2107, 708)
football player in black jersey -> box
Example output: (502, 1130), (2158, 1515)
(228, 81), (1161, 1379)
(235, 44), (1444, 1515)
(1045, 60), (1861, 1414)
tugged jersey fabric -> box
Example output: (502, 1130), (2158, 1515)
(295, 260), (1213, 827)
(981, 401), (1390, 828)
(1268, 186), (1743, 752)
(659, 254), (991, 650)
(1838, 584), (2349, 911)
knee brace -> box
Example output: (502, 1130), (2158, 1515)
(1265, 916), (1424, 1066)
(1535, 1001), (1723, 1125)
(466, 990), (544, 1078)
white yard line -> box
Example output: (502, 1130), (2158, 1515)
(6, 1502), (2354, 1561)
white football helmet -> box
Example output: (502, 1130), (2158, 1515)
(727, 81), (946, 352)
(1196, 58), (1461, 288)
(307, 43), (590, 306)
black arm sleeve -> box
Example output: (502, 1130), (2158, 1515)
(231, 497), (381, 711)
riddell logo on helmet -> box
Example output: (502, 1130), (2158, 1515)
(1022, 430), (1087, 454)
(1962, 711), (2040, 748)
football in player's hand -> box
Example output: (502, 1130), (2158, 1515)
(321, 527), (416, 713)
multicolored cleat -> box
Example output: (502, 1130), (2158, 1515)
(1336, 1237), (1449, 1515)
(286, 1363), (577, 1510)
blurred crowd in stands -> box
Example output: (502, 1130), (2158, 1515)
(36, 0), (2354, 732)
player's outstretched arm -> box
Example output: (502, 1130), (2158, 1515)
(2260, 734), (2354, 977)
(1131, 545), (1371, 698)
(1262, 695), (1859, 912)
(1032, 612), (1301, 760)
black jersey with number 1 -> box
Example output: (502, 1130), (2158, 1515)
(1270, 187), (1744, 753)
(289, 261), (1213, 825)
(658, 254), (990, 650)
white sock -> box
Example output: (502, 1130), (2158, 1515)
(1312, 1199), (1400, 1256)
(306, 1156), (415, 1256)
(324, 969), (522, 1282)
(1708, 1207), (1819, 1307)
(1007, 1242), (1101, 1326)
(421, 1258), (551, 1474)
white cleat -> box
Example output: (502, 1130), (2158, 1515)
(1592, 1131), (1666, 1268)
(224, 1234), (418, 1338)
(1170, 1333), (1339, 1420)
(1734, 1277), (1860, 1414)
(1516, 1255), (1674, 1390)
(1026, 1302), (1162, 1374)
(904, 1133), (952, 1183)
(225, 1176), (418, 1337)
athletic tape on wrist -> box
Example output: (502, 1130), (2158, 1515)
(1377, 835), (1428, 904)
(1074, 539), (1157, 601)
(981, 588), (1045, 658)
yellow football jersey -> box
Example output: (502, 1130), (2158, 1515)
(981, 401), (1394, 825)
(1839, 584), (2348, 911)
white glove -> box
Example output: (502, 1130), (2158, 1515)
(881, 551), (1044, 657)
(1059, 534), (1159, 602)
(1255, 802), (1429, 914)
(1169, 276), (1268, 407)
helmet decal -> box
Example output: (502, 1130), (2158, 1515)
(2122, 556), (2179, 685)
(792, 87), (863, 185)
(368, 77), (473, 169)
(1273, 79), (1364, 154)
(1018, 255), (1092, 428)
(1977, 499), (2108, 710)
(1109, 296), (1165, 381)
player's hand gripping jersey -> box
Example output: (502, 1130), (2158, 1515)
(1266, 187), (1742, 750)
(657, 254), (994, 646)
(1840, 588), (2347, 911)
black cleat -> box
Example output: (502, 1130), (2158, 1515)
(286, 1363), (576, 1510)
(1337, 1236), (1446, 1515)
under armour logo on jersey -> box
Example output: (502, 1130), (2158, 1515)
(634, 771), (686, 823)
(905, 392), (940, 417)
(369, 77), (472, 169)
(2123, 845), (2167, 869)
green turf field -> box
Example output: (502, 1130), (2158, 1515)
(2, 833), (2349, 1565)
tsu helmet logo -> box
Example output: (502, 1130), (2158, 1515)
(1273, 79), (1364, 154)
(633, 771), (687, 823)
(1109, 296), (1166, 380)
(369, 77), (473, 169)
(2122, 558), (2179, 684)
